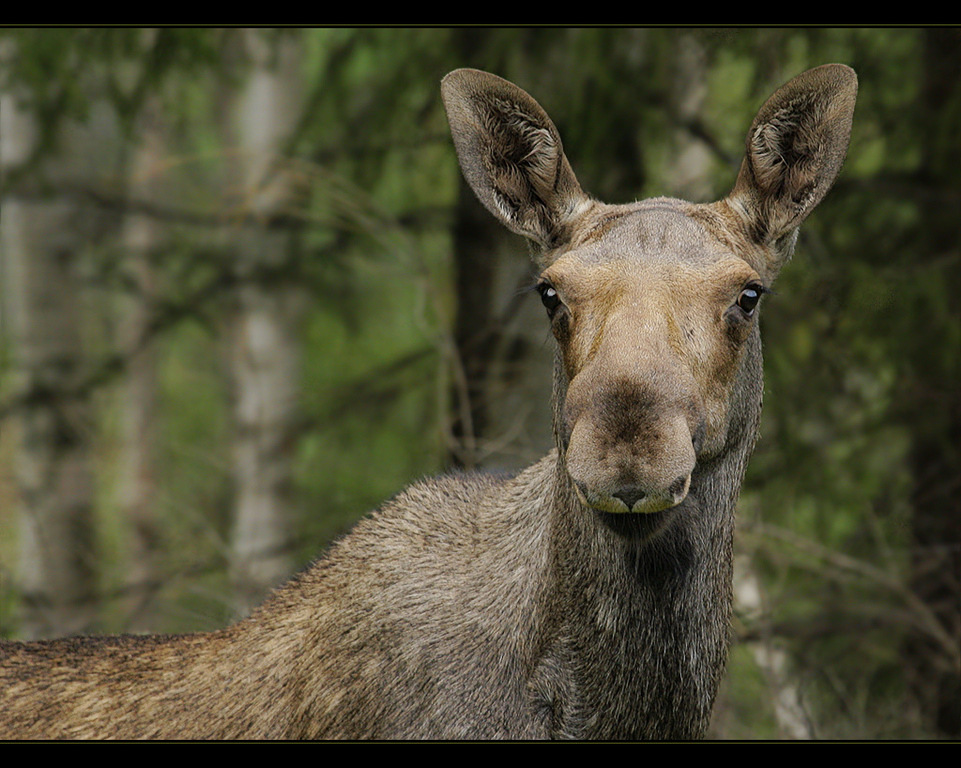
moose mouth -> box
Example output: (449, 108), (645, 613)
(572, 474), (691, 515)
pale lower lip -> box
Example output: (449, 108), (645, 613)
(574, 483), (682, 515)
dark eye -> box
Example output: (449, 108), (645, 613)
(538, 282), (562, 316)
(736, 284), (765, 315)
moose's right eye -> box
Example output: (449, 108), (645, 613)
(537, 282), (563, 317)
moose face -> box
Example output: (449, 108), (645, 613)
(537, 199), (768, 514)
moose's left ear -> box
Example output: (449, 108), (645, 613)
(727, 64), (857, 265)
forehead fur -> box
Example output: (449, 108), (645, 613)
(545, 197), (765, 287)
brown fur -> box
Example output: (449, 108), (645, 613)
(0, 64), (856, 740)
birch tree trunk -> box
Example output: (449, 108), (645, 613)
(227, 30), (305, 613)
(733, 552), (815, 739)
(662, 36), (715, 203)
(115, 94), (165, 631)
(1, 49), (97, 639)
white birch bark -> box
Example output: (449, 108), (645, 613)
(227, 31), (304, 612)
(1, 46), (97, 638)
(115, 94), (165, 631)
(734, 552), (815, 739)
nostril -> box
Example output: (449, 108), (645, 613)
(691, 421), (706, 454)
(612, 487), (646, 509)
(669, 475), (691, 499)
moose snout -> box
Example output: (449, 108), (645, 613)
(564, 400), (698, 515)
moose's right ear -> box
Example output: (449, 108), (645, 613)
(441, 69), (591, 249)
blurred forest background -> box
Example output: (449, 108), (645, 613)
(0, 27), (957, 740)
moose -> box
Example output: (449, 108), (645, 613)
(0, 64), (856, 740)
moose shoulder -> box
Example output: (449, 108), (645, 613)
(0, 64), (856, 740)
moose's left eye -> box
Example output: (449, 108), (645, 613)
(538, 282), (562, 316)
(736, 284), (765, 315)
